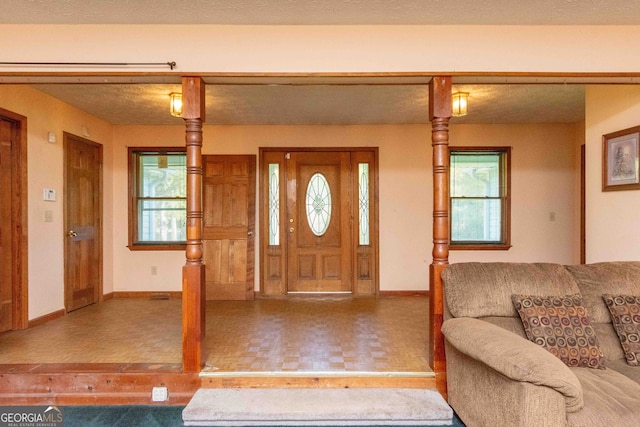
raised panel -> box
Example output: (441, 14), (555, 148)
(203, 240), (222, 283)
(322, 255), (341, 280)
(229, 240), (247, 283)
(230, 184), (248, 226)
(268, 255), (281, 279)
(205, 161), (224, 178)
(204, 183), (223, 227)
(219, 240), (231, 284)
(298, 255), (315, 280)
(230, 161), (249, 177)
(358, 254), (371, 279)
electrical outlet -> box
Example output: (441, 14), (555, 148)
(152, 387), (168, 402)
(151, 266), (158, 275)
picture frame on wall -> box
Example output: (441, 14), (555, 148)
(603, 125), (640, 191)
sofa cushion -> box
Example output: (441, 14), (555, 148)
(567, 367), (640, 426)
(512, 294), (605, 369)
(607, 359), (640, 384)
(603, 294), (640, 366)
(565, 262), (640, 324)
(594, 323), (626, 362)
(443, 263), (580, 318)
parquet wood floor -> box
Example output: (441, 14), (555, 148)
(0, 297), (432, 374)
(204, 296), (432, 373)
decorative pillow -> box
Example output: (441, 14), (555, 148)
(512, 294), (605, 369)
(602, 294), (640, 366)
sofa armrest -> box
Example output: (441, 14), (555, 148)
(442, 317), (584, 412)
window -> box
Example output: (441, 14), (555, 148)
(128, 147), (186, 250)
(449, 147), (511, 250)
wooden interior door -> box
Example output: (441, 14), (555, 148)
(203, 155), (256, 300)
(286, 152), (352, 293)
(64, 133), (102, 312)
(0, 120), (13, 332)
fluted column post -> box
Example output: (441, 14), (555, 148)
(181, 77), (206, 372)
(428, 76), (452, 398)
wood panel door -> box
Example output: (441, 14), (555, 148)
(64, 133), (102, 312)
(286, 152), (352, 293)
(0, 120), (13, 332)
(203, 155), (256, 300)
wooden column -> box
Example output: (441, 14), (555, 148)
(428, 76), (452, 398)
(182, 77), (206, 372)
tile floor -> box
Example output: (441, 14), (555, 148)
(0, 296), (431, 374)
(60, 405), (466, 427)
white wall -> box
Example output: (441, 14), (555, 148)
(2, 25), (640, 73)
(112, 123), (580, 293)
(449, 124), (580, 264)
(585, 86), (640, 262)
(0, 86), (114, 320)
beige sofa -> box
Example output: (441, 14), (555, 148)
(441, 262), (640, 426)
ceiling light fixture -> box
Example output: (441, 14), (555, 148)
(452, 92), (469, 117)
(169, 92), (183, 117)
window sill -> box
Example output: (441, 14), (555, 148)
(450, 244), (512, 251)
(127, 244), (187, 251)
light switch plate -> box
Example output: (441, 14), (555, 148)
(43, 188), (56, 201)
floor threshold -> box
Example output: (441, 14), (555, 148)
(199, 371), (435, 378)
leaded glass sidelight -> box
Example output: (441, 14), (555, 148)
(268, 163), (280, 245)
(358, 163), (370, 245)
(306, 173), (332, 236)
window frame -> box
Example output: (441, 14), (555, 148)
(449, 146), (512, 251)
(128, 146), (187, 251)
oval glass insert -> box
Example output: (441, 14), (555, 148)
(306, 173), (332, 236)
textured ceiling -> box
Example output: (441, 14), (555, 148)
(2, 0), (640, 25)
(32, 83), (584, 125)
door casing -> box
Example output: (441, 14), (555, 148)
(0, 108), (28, 331)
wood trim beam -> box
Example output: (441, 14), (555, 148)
(428, 76), (452, 399)
(182, 77), (206, 373)
(0, 370), (198, 406)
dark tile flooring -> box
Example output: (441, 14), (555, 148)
(61, 405), (466, 427)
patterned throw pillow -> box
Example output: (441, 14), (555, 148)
(512, 294), (605, 369)
(602, 294), (640, 366)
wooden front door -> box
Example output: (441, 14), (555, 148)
(202, 155), (256, 300)
(64, 133), (102, 312)
(261, 148), (378, 296)
(0, 119), (13, 332)
(286, 152), (352, 293)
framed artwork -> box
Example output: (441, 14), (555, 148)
(603, 125), (640, 191)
